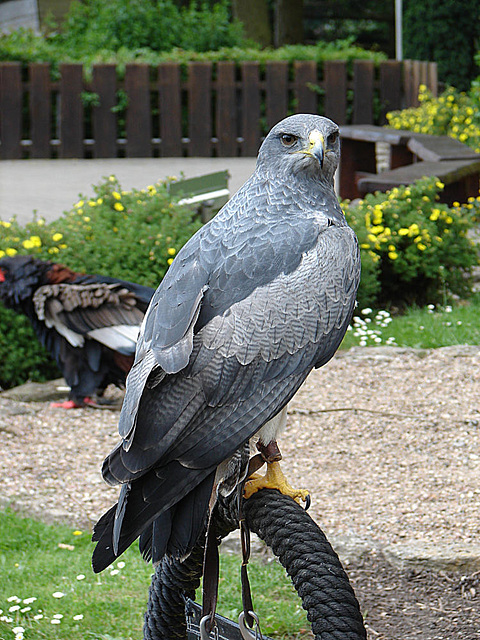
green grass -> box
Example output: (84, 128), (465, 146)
(341, 295), (480, 350)
(0, 509), (309, 640)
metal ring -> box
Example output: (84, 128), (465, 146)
(238, 610), (261, 640)
(199, 615), (218, 640)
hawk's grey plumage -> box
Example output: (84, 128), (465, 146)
(92, 114), (360, 572)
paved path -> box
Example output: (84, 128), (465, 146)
(0, 158), (257, 224)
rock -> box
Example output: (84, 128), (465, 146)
(1, 378), (69, 402)
(383, 541), (480, 574)
(328, 533), (379, 565)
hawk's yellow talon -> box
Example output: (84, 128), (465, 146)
(243, 461), (309, 505)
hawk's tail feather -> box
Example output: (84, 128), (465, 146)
(139, 472), (213, 563)
(92, 467), (216, 573)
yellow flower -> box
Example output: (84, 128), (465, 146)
(388, 251), (398, 260)
(435, 181), (444, 189)
(88, 200), (96, 207)
(445, 216), (453, 224)
(398, 228), (409, 236)
(1, 220), (11, 228)
(59, 244), (67, 249)
(360, 243), (370, 249)
(112, 191), (121, 200)
(72, 530), (83, 536)
(74, 200), (84, 209)
(83, 216), (91, 222)
(52, 232), (63, 242)
(388, 244), (396, 251)
(0, 250), (4, 258)
(97, 198), (103, 205)
(417, 243), (427, 250)
(167, 257), (174, 265)
(167, 247), (176, 256)
(429, 209), (440, 221)
(48, 247), (59, 254)
(25, 236), (42, 248)
(114, 203), (124, 212)
(367, 234), (377, 243)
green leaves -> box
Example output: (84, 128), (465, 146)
(343, 177), (480, 308)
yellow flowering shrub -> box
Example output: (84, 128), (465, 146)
(342, 177), (479, 307)
(0, 175), (204, 387)
(386, 85), (480, 153)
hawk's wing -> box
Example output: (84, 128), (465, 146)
(33, 282), (147, 355)
(108, 213), (359, 479)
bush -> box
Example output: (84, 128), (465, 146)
(386, 85), (480, 153)
(0, 306), (60, 390)
(58, 0), (245, 56)
(0, 176), (203, 388)
(0, 27), (386, 77)
(342, 177), (480, 308)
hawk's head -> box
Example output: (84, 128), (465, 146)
(256, 114), (340, 183)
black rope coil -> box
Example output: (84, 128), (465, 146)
(144, 489), (366, 640)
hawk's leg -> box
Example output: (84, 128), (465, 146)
(243, 461), (309, 505)
(244, 407), (309, 505)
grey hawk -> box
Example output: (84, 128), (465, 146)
(92, 113), (360, 571)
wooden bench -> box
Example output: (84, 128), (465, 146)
(339, 125), (480, 205)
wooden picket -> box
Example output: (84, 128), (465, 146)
(0, 59), (437, 159)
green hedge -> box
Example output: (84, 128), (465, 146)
(0, 28), (386, 78)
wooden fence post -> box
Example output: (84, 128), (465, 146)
(158, 63), (183, 157)
(0, 62), (22, 159)
(216, 61), (237, 156)
(379, 60), (403, 122)
(30, 63), (51, 158)
(59, 63), (84, 158)
(293, 60), (317, 115)
(188, 62), (212, 156)
(324, 60), (347, 124)
(92, 64), (118, 158)
(240, 61), (261, 156)
(125, 64), (152, 157)
(353, 60), (374, 124)
(265, 61), (288, 129)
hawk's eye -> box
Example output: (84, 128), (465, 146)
(327, 131), (339, 146)
(280, 133), (298, 147)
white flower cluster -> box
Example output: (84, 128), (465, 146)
(352, 309), (396, 347)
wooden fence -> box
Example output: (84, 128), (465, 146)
(0, 59), (437, 159)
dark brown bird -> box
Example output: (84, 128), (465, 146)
(0, 255), (154, 407)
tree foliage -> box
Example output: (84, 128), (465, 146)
(403, 0), (480, 91)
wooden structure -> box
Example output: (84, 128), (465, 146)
(0, 59), (436, 159)
(339, 124), (480, 205)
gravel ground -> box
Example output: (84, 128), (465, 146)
(1, 345), (480, 552)
(2, 345), (480, 639)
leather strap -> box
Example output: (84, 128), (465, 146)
(202, 513), (219, 635)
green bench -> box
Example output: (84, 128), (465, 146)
(168, 170), (230, 222)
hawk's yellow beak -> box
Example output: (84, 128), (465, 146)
(307, 129), (325, 167)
